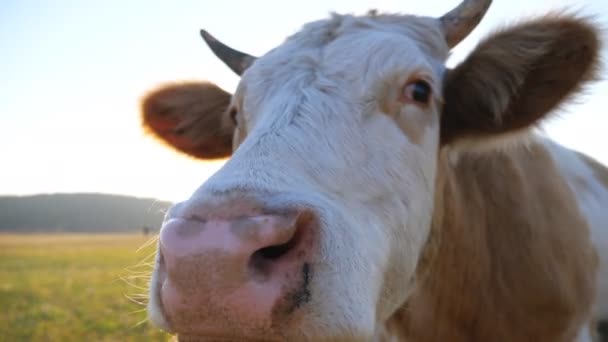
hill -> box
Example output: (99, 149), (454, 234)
(0, 193), (171, 233)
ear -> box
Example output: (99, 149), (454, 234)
(441, 15), (601, 146)
(141, 82), (235, 159)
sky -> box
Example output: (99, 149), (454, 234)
(1, 0), (607, 202)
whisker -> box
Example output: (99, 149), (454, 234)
(120, 276), (150, 291)
(131, 317), (149, 328)
(128, 308), (149, 315)
(125, 293), (148, 306)
(137, 235), (160, 253)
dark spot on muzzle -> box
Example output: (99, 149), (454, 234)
(270, 262), (312, 324)
(286, 263), (312, 314)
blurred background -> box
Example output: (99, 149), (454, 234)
(0, 0), (606, 340)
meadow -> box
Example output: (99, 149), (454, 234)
(0, 234), (172, 341)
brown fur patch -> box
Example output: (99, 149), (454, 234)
(141, 82), (234, 159)
(441, 15), (601, 145)
(383, 142), (598, 341)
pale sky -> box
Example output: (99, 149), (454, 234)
(1, 0), (607, 202)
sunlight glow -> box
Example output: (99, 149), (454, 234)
(1, 0), (606, 202)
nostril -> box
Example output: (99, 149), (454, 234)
(254, 231), (300, 261)
(249, 226), (301, 276)
(248, 211), (313, 278)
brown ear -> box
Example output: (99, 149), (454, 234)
(441, 15), (601, 146)
(141, 82), (235, 159)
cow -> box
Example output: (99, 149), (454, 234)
(140, 0), (608, 340)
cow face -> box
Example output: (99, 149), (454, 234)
(147, 18), (448, 340)
(141, 1), (600, 340)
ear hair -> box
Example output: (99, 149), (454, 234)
(141, 81), (235, 159)
(441, 13), (602, 147)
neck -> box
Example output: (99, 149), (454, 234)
(380, 141), (597, 341)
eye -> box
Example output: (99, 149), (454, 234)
(229, 108), (238, 126)
(403, 80), (432, 105)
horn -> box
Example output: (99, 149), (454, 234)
(200, 29), (257, 76)
(439, 0), (492, 48)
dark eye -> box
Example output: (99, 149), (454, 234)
(404, 80), (432, 104)
(229, 108), (238, 126)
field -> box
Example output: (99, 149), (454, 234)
(0, 234), (172, 341)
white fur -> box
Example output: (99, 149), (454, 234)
(544, 138), (608, 321)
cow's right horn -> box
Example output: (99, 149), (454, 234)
(439, 0), (492, 48)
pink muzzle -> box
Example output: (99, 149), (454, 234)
(156, 204), (317, 338)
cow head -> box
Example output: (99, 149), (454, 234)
(141, 0), (599, 340)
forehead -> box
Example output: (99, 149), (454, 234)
(236, 13), (449, 100)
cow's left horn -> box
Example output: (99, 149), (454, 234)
(200, 30), (257, 76)
(439, 0), (492, 48)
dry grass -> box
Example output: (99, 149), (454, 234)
(0, 233), (171, 341)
